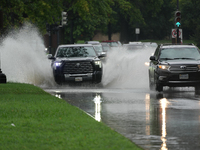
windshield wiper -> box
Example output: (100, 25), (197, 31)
(173, 57), (196, 60)
(160, 58), (174, 60)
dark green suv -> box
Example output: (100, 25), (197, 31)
(149, 44), (200, 92)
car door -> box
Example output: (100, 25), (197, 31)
(149, 45), (160, 83)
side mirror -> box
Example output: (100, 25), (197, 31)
(150, 56), (156, 61)
(47, 54), (55, 59)
(98, 52), (106, 58)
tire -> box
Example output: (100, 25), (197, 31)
(154, 73), (163, 92)
(149, 73), (154, 91)
(195, 86), (200, 94)
(156, 83), (163, 92)
(54, 75), (63, 85)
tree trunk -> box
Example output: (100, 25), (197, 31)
(108, 22), (112, 40)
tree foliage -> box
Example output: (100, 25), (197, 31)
(0, 0), (63, 33)
(180, 0), (200, 46)
(1, 0), (200, 45)
(63, 0), (114, 43)
(139, 0), (174, 40)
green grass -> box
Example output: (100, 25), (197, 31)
(77, 39), (197, 46)
(0, 83), (143, 150)
(141, 39), (197, 45)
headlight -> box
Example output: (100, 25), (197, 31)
(55, 62), (62, 67)
(53, 62), (62, 70)
(95, 61), (102, 68)
(145, 62), (149, 66)
(158, 65), (170, 70)
(198, 65), (200, 70)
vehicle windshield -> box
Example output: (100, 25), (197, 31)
(56, 46), (97, 57)
(159, 48), (200, 60)
(124, 45), (144, 50)
(93, 45), (103, 53)
(109, 42), (119, 47)
(102, 46), (110, 51)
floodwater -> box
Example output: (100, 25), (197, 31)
(45, 87), (200, 150)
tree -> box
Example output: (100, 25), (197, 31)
(62, 0), (113, 43)
(62, 0), (149, 43)
(101, 0), (165, 43)
(0, 0), (63, 33)
(139, 0), (174, 40)
(180, 0), (200, 46)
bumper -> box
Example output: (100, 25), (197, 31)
(54, 71), (102, 84)
(156, 70), (200, 87)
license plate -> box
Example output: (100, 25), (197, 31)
(75, 77), (82, 82)
(179, 74), (189, 79)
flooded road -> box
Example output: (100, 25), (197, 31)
(45, 86), (200, 150)
(2, 24), (200, 149)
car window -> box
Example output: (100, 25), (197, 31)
(159, 48), (200, 60)
(56, 46), (97, 57)
(125, 45), (144, 50)
(109, 42), (118, 47)
(93, 45), (103, 53)
(153, 45), (160, 60)
(102, 46), (110, 51)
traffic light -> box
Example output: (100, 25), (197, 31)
(175, 11), (181, 28)
(61, 11), (67, 26)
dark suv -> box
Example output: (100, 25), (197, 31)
(149, 44), (200, 92)
(48, 44), (102, 84)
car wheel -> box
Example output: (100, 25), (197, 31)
(154, 73), (163, 92)
(149, 72), (154, 90)
(195, 86), (200, 94)
(156, 83), (163, 92)
(54, 76), (63, 85)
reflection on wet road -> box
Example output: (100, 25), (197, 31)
(45, 87), (200, 150)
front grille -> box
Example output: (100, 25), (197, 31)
(63, 61), (93, 74)
(170, 65), (198, 72)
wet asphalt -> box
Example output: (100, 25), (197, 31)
(44, 86), (200, 150)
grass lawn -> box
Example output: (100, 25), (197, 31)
(0, 83), (143, 150)
(141, 39), (197, 45)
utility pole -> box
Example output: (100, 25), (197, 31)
(177, 0), (179, 10)
(0, 8), (3, 31)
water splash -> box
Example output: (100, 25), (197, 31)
(0, 23), (55, 87)
(102, 47), (155, 89)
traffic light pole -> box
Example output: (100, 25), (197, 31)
(177, 0), (179, 10)
(176, 0), (180, 44)
(177, 28), (180, 44)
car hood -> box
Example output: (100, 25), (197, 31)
(55, 57), (100, 61)
(160, 59), (200, 65)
